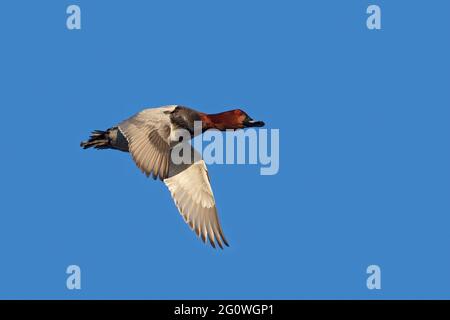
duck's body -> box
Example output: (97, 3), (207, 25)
(81, 105), (264, 248)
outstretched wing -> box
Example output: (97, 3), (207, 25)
(164, 157), (229, 249)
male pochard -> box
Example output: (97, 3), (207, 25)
(80, 105), (265, 249)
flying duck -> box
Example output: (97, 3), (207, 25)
(80, 105), (265, 249)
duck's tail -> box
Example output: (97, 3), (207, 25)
(80, 130), (111, 149)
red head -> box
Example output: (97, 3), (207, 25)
(200, 109), (265, 131)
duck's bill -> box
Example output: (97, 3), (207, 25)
(244, 119), (265, 127)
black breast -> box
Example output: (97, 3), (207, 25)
(169, 106), (202, 134)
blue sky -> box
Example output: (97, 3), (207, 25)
(0, 0), (449, 299)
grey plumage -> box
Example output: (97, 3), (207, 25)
(80, 105), (230, 249)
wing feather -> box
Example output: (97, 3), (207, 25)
(164, 159), (229, 249)
(118, 107), (174, 180)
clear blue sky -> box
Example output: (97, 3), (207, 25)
(0, 0), (449, 299)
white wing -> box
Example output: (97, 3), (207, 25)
(164, 159), (229, 249)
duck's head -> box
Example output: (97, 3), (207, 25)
(203, 109), (265, 130)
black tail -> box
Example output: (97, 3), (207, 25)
(80, 130), (111, 149)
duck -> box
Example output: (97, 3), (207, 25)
(80, 105), (265, 249)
